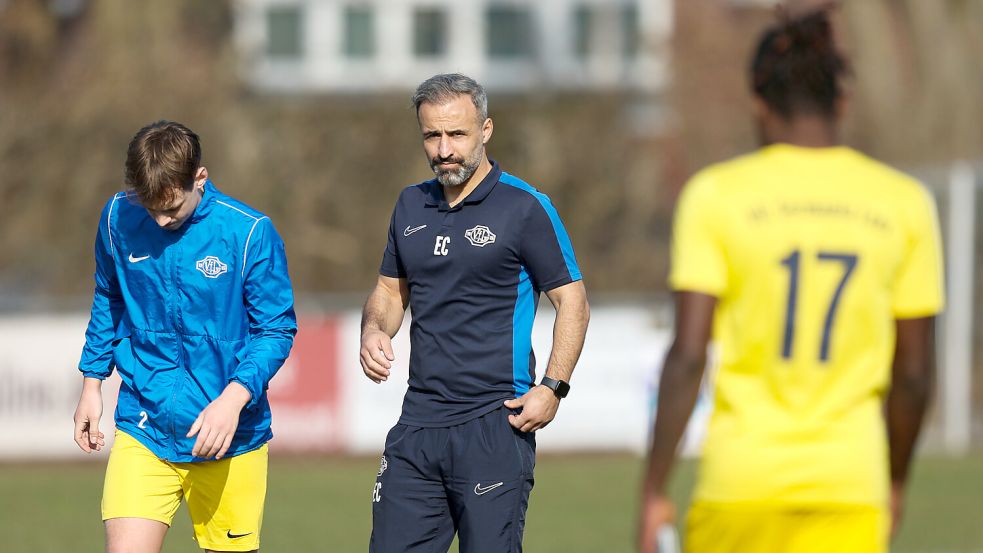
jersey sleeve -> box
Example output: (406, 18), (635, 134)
(519, 194), (582, 291)
(668, 171), (729, 296)
(78, 196), (125, 379)
(379, 201), (406, 278)
(891, 185), (945, 318)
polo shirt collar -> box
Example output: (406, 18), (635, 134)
(424, 160), (502, 211)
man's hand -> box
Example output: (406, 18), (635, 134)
(360, 329), (395, 383)
(638, 493), (676, 553)
(187, 382), (251, 460)
(73, 377), (105, 453)
(504, 385), (559, 432)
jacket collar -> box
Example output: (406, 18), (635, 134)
(187, 180), (217, 224)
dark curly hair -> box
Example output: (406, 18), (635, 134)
(750, 8), (849, 119)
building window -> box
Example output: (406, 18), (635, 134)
(413, 8), (447, 57)
(573, 5), (591, 59)
(622, 3), (639, 59)
(486, 6), (534, 59)
(266, 5), (303, 59)
(344, 5), (375, 59)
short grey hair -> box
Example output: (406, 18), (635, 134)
(412, 73), (488, 122)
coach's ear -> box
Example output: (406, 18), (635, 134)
(481, 117), (493, 145)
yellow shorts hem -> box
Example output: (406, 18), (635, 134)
(195, 539), (261, 551)
(101, 513), (173, 526)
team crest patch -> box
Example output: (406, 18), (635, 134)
(196, 256), (228, 278)
(377, 455), (388, 476)
(465, 225), (496, 247)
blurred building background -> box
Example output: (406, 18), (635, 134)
(1, 0), (979, 297)
(0, 0), (980, 454)
(235, 0), (668, 93)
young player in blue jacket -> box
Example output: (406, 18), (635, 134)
(72, 120), (297, 553)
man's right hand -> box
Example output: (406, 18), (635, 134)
(360, 329), (395, 383)
(73, 377), (105, 453)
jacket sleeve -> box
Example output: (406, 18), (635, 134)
(78, 197), (125, 379)
(231, 217), (298, 408)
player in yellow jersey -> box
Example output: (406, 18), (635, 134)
(638, 7), (944, 553)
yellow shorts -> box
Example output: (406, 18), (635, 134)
(684, 501), (888, 553)
(102, 431), (268, 552)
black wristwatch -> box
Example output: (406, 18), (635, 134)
(539, 376), (571, 399)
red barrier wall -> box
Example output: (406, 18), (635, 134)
(268, 316), (345, 452)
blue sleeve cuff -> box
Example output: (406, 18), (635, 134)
(80, 370), (110, 380)
(229, 375), (259, 408)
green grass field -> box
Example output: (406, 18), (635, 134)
(3, 454), (981, 552)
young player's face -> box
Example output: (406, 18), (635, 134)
(144, 168), (207, 231)
(418, 95), (492, 187)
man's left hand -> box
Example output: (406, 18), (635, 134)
(504, 385), (560, 432)
(187, 382), (251, 459)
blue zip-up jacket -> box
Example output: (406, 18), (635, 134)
(78, 181), (297, 462)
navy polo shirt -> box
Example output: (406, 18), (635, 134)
(380, 161), (582, 427)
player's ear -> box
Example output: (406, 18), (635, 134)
(194, 167), (208, 190)
(481, 118), (493, 145)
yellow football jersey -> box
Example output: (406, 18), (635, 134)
(670, 144), (945, 507)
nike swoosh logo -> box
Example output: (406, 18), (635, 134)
(474, 482), (504, 495)
(128, 253), (150, 263)
(403, 224), (427, 236)
(227, 530), (252, 539)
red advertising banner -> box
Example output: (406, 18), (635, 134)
(268, 316), (345, 453)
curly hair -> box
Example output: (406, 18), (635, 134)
(750, 8), (849, 119)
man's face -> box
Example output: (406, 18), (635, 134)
(144, 168), (207, 231)
(418, 95), (492, 187)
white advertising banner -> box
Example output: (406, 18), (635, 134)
(311, 305), (681, 454)
(1, 315), (121, 460)
(0, 307), (703, 460)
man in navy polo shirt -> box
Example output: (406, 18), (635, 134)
(360, 73), (590, 553)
